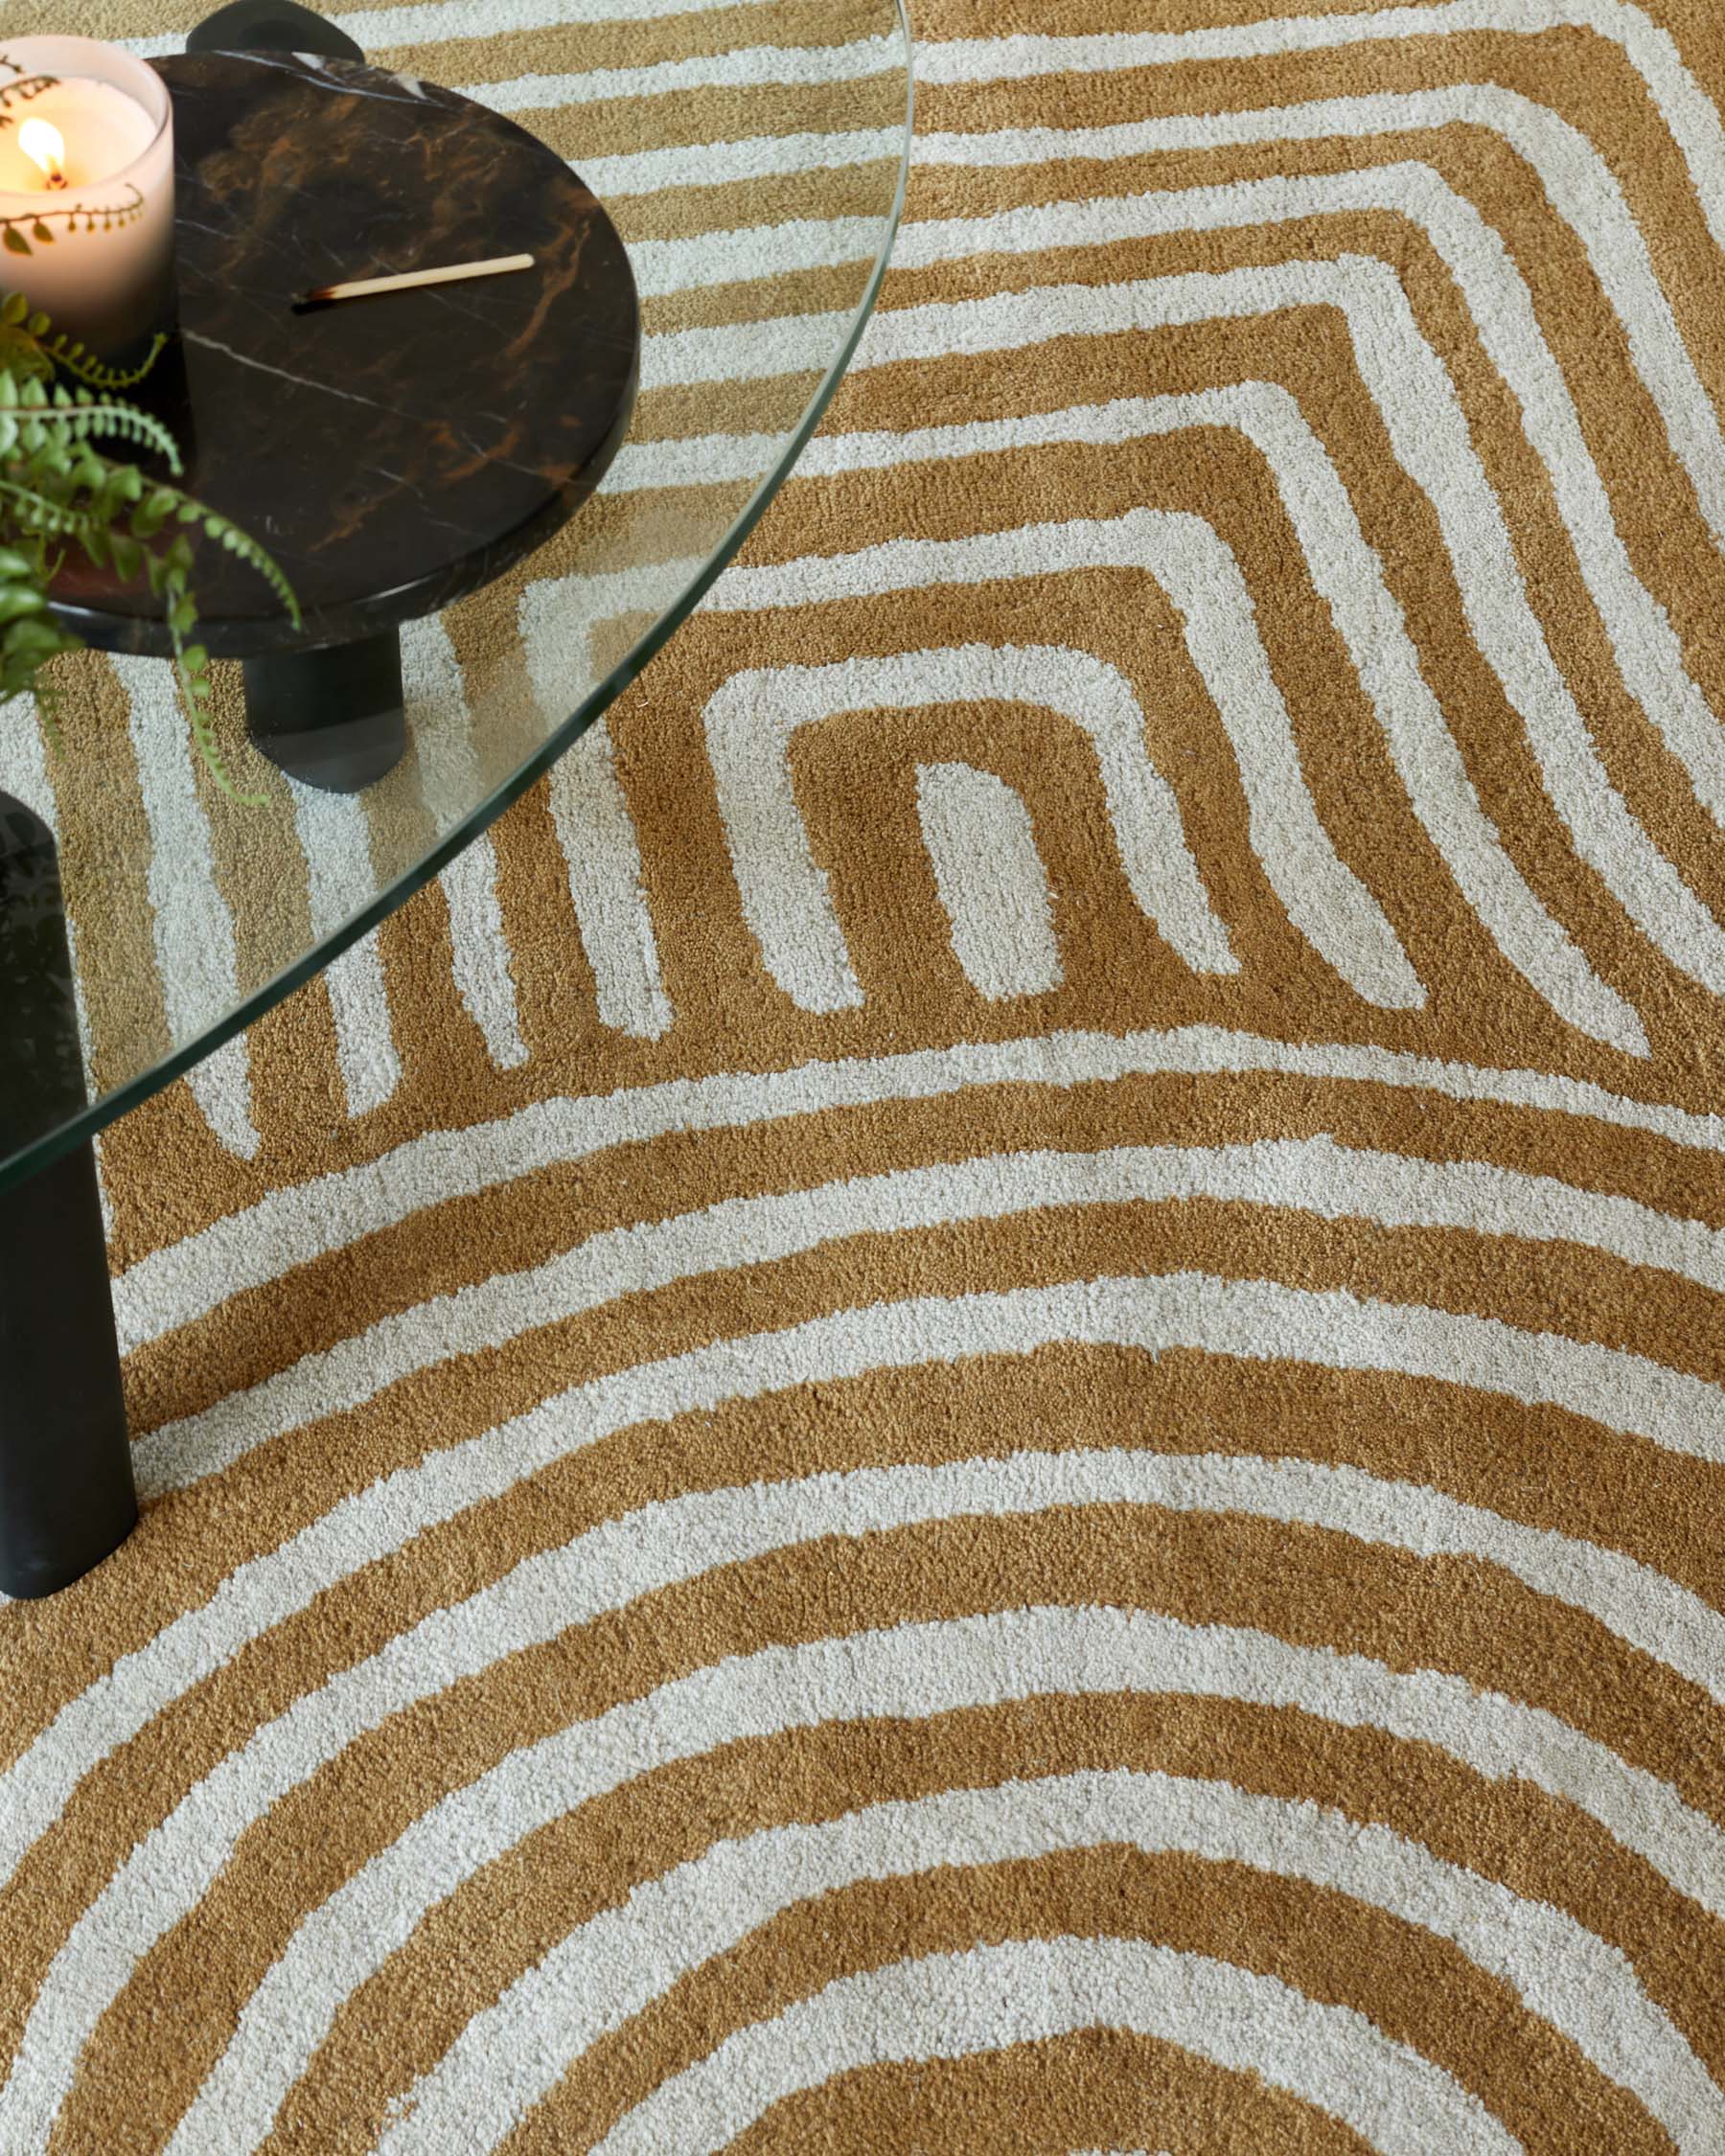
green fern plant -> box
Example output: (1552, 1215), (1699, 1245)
(0, 290), (299, 801)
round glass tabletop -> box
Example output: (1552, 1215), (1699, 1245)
(0, 0), (909, 1193)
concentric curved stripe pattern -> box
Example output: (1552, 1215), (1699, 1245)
(12, 0), (1725, 2147)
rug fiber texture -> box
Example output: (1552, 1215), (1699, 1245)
(5, 0), (1725, 2148)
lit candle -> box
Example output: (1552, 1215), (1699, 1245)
(0, 37), (173, 372)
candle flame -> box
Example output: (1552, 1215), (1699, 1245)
(18, 119), (66, 188)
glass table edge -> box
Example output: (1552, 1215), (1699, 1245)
(0, 11), (914, 1198)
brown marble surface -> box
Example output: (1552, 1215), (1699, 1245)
(51, 50), (639, 656)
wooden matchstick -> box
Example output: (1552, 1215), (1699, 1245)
(294, 253), (535, 309)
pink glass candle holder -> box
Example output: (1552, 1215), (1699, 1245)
(0, 36), (175, 374)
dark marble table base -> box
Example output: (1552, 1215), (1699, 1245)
(196, 4), (409, 791)
(244, 632), (407, 791)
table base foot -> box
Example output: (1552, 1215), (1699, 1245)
(189, 0), (363, 58)
(244, 631), (407, 792)
(0, 1140), (137, 1600)
(0, 797), (136, 1599)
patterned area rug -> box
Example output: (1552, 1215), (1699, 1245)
(6, 0), (1725, 2147)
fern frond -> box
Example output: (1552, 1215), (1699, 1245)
(52, 387), (179, 465)
(189, 505), (300, 627)
(0, 392), (180, 469)
(47, 329), (168, 394)
(0, 475), (84, 537)
(160, 566), (261, 803)
(0, 291), (296, 796)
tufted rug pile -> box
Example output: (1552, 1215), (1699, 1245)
(5, 0), (1725, 2147)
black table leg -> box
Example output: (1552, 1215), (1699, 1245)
(187, 0), (363, 59)
(0, 1145), (136, 1599)
(188, 10), (408, 799)
(0, 797), (136, 1600)
(242, 630), (408, 793)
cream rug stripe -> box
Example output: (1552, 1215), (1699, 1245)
(106, 1597), (1725, 2150)
(10, 1226), (1725, 1896)
(587, 1935), (1523, 2156)
(915, 758), (1064, 999)
(371, 1766), (1703, 2154)
(10, 1431), (1719, 1932)
(128, 1141), (1725, 1498)
(646, 254), (1708, 919)
(877, 177), (1725, 819)
(702, 641), (1242, 999)
(9, 1309), (1721, 2094)
(582, 505), (1645, 1046)
(69, 5), (1725, 1114)
(402, 619), (532, 1070)
(699, 625), (1423, 1008)
(914, 0), (1725, 179)
(109, 1024), (1725, 1353)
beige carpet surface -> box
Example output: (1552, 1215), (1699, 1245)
(5, 0), (1725, 2148)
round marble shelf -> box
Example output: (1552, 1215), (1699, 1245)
(50, 49), (640, 656)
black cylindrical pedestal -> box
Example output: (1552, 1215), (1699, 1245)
(0, 795), (136, 1599)
(188, 0), (363, 57)
(243, 631), (407, 792)
(195, 1), (406, 799)
(0, 1144), (136, 1598)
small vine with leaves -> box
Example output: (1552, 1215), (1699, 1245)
(1, 182), (150, 263)
(0, 59), (59, 121)
(0, 292), (298, 801)
(0, 57), (146, 260)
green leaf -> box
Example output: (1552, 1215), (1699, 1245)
(0, 585), (45, 623)
(4, 617), (67, 659)
(0, 325), (50, 384)
(0, 315), (297, 796)
(1, 227), (29, 255)
(29, 221), (50, 244)
(132, 486), (175, 538)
